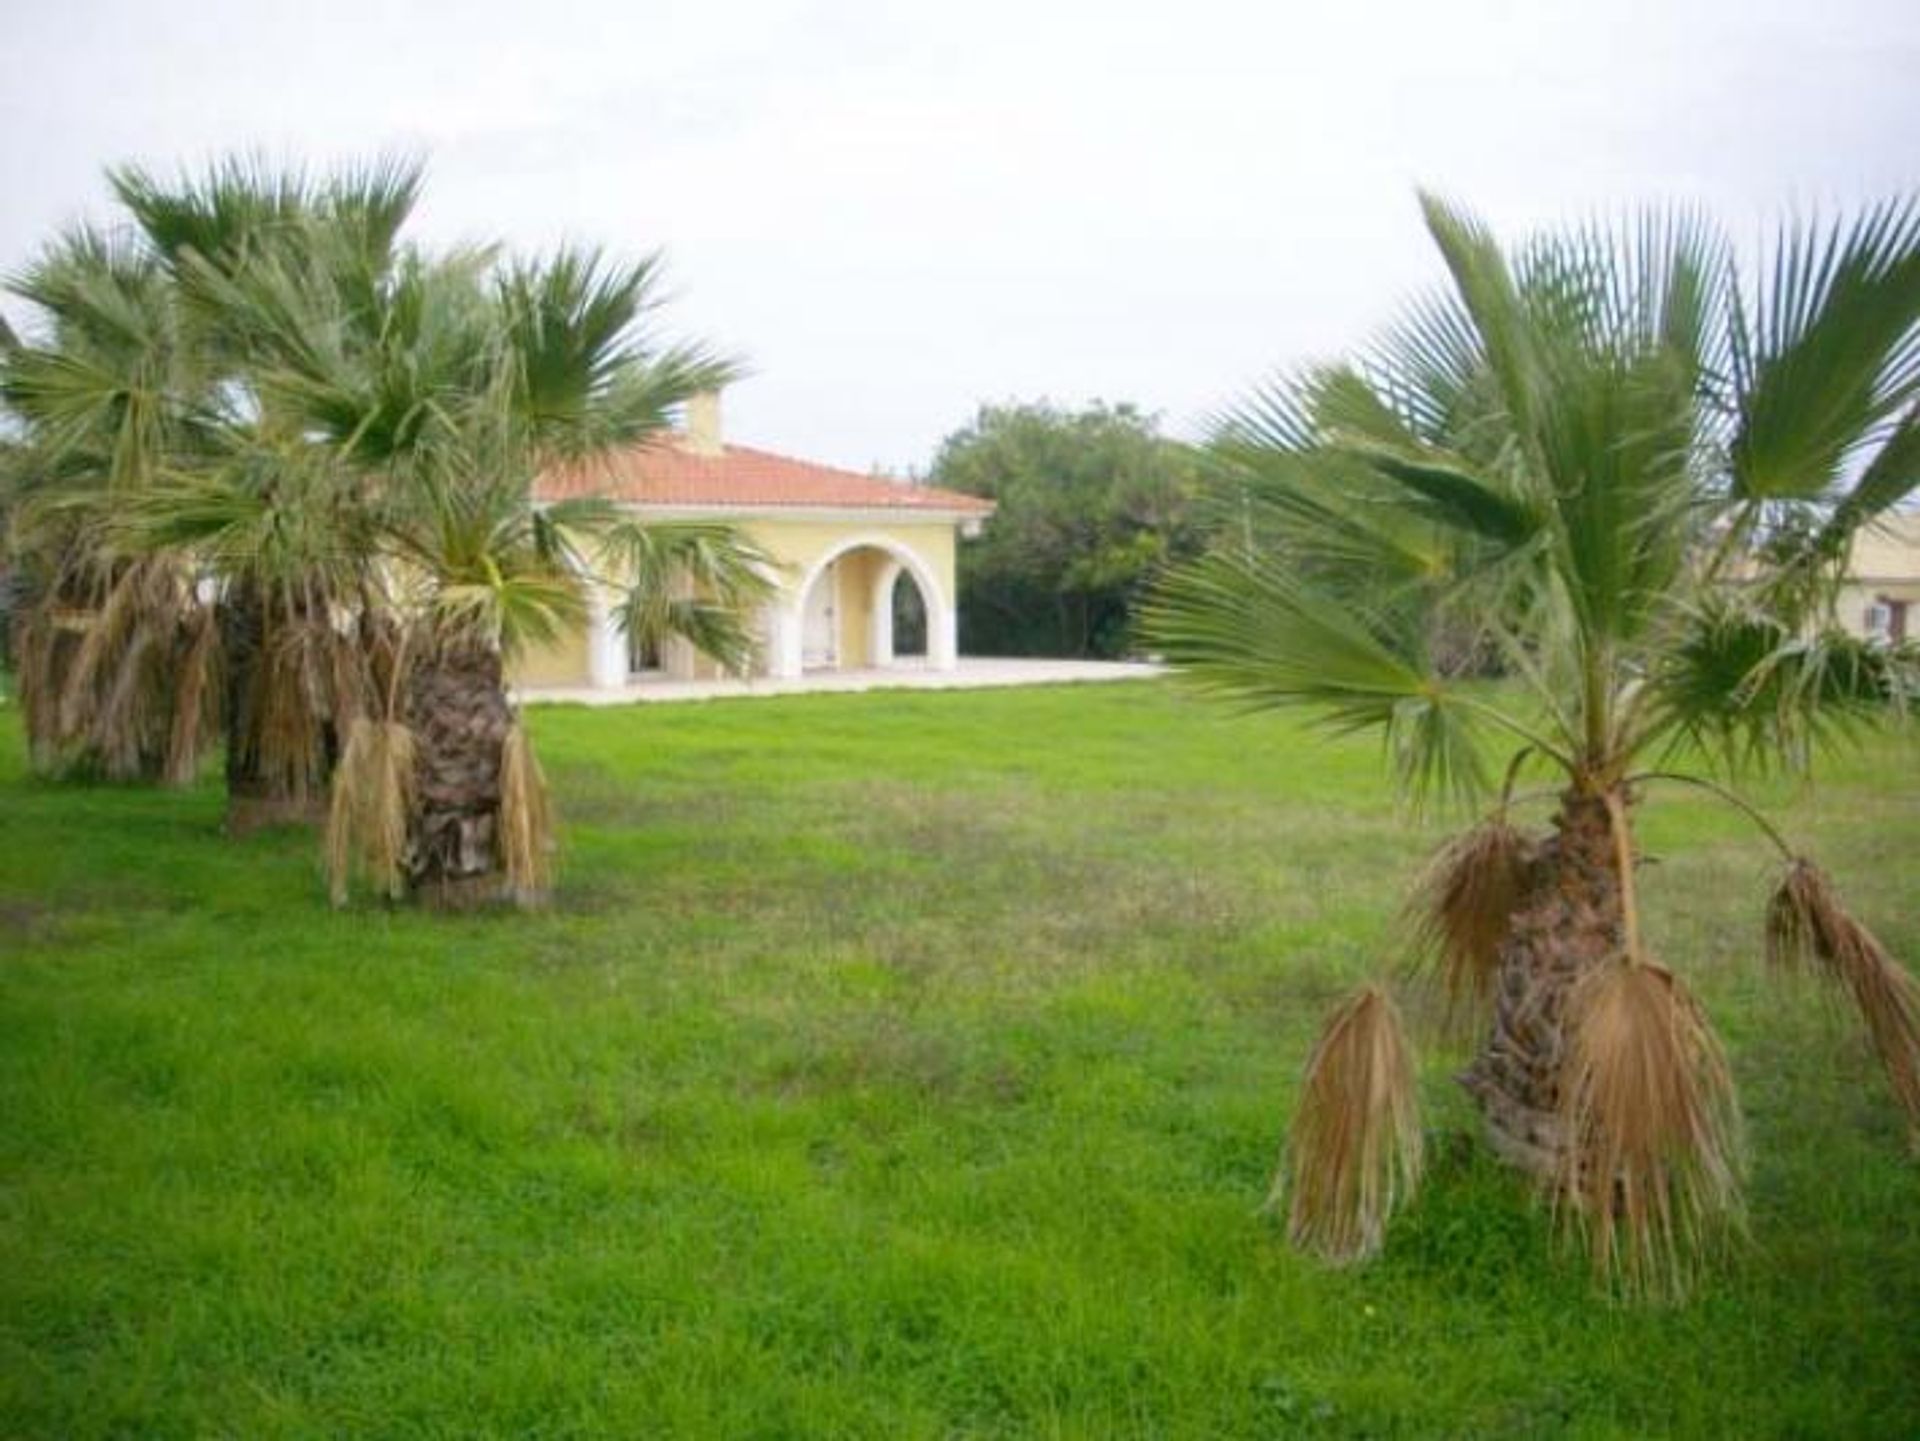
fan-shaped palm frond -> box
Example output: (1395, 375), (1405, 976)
(597, 516), (780, 677)
(495, 247), (740, 465)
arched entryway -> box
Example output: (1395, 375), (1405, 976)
(889, 569), (928, 658)
(772, 536), (956, 678)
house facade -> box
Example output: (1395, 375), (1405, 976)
(511, 394), (993, 691)
(1841, 509), (1920, 645)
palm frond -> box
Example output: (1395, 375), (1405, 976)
(495, 247), (739, 463)
(1407, 819), (1536, 1019)
(497, 723), (555, 907)
(1417, 192), (1543, 441)
(599, 517), (780, 677)
(1642, 600), (1910, 776)
(1766, 859), (1920, 1138)
(326, 717), (416, 905)
(1556, 961), (1745, 1299)
(1274, 985), (1423, 1263)
(1729, 199), (1920, 504)
(1146, 547), (1496, 809)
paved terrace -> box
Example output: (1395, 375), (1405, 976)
(516, 657), (1164, 706)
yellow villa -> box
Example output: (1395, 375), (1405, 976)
(512, 392), (994, 692)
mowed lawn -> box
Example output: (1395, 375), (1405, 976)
(2, 681), (1917, 1439)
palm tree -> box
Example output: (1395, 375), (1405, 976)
(115, 157), (425, 827)
(6, 154), (775, 897)
(1148, 195), (1920, 1294)
(346, 456), (774, 908)
(1, 157), (421, 814)
(1, 226), (222, 782)
(285, 245), (771, 907)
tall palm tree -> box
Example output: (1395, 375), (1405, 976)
(1148, 195), (1920, 1294)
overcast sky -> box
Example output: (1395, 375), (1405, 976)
(4, 0), (1917, 473)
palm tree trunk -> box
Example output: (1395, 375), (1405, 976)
(1460, 788), (1625, 1175)
(221, 583), (331, 833)
(403, 640), (515, 907)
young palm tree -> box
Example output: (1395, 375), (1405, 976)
(349, 454), (774, 908)
(1149, 195), (1920, 1294)
(305, 247), (772, 907)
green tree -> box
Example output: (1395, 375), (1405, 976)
(930, 401), (1204, 657)
(1148, 195), (1920, 1295)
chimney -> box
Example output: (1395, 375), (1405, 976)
(685, 389), (723, 456)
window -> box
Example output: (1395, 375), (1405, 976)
(1866, 598), (1911, 644)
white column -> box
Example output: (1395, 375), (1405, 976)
(768, 600), (803, 679)
(587, 587), (628, 690)
(869, 560), (902, 669)
(931, 584), (959, 671)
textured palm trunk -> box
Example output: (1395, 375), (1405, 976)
(1460, 789), (1625, 1176)
(221, 584), (332, 833)
(403, 641), (515, 907)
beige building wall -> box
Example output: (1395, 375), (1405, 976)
(742, 517), (957, 620)
(510, 618), (593, 687)
(1838, 511), (1920, 641)
(1838, 579), (1920, 638)
(507, 512), (961, 688)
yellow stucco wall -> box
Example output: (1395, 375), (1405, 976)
(1838, 581), (1920, 639)
(507, 514), (959, 687)
(1847, 512), (1920, 583)
(1838, 512), (1920, 640)
(833, 547), (881, 667)
(742, 518), (956, 613)
(510, 617), (593, 687)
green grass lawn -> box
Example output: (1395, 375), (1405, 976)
(2, 681), (1917, 1438)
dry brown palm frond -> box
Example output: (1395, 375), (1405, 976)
(1406, 819), (1533, 1022)
(57, 561), (148, 738)
(1272, 984), (1423, 1264)
(255, 614), (332, 805)
(1556, 960), (1745, 1299)
(1766, 858), (1920, 1138)
(94, 625), (161, 779)
(1765, 857), (1830, 974)
(52, 559), (174, 778)
(497, 722), (556, 908)
(164, 604), (222, 787)
(12, 605), (66, 768)
(325, 718), (417, 906)
(325, 618), (372, 744)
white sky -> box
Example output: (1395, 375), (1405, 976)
(4, 0), (1917, 473)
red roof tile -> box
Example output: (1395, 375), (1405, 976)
(537, 434), (994, 515)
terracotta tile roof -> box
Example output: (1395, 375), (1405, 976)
(537, 433), (994, 515)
